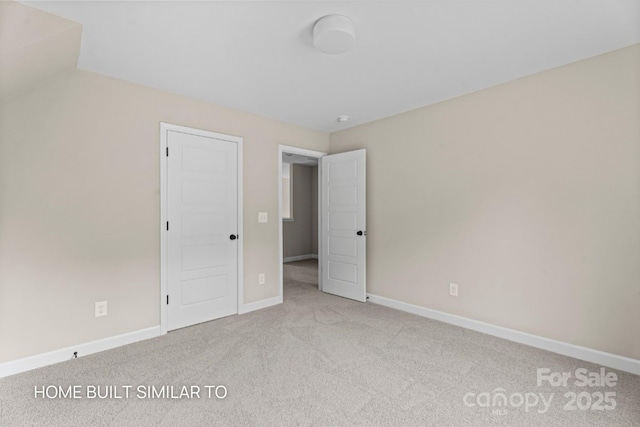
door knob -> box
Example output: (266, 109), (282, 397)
(230, 234), (237, 240)
(357, 230), (365, 236)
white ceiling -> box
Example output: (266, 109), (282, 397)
(25, 1), (640, 133)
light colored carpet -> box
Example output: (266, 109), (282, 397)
(1, 259), (638, 426)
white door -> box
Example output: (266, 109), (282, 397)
(321, 149), (366, 302)
(167, 129), (238, 330)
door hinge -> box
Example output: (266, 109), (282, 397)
(166, 221), (169, 231)
(166, 295), (169, 305)
(166, 147), (169, 157)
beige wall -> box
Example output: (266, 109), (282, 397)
(0, 69), (329, 363)
(330, 45), (640, 360)
(283, 164), (317, 258)
(0, 1), (81, 99)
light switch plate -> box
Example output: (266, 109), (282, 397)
(258, 212), (268, 223)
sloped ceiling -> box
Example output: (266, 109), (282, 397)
(21, 1), (640, 132)
(1, 1), (81, 98)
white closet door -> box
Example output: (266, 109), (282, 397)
(167, 130), (238, 330)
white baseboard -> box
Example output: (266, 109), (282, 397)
(0, 326), (161, 379)
(2, 295), (286, 377)
(238, 295), (282, 315)
(367, 294), (640, 376)
(283, 254), (318, 263)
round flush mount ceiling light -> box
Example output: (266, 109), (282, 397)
(337, 115), (350, 123)
(313, 15), (356, 54)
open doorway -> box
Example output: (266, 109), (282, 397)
(278, 145), (367, 304)
(278, 145), (325, 299)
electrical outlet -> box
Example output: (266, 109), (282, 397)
(258, 273), (266, 285)
(95, 301), (107, 317)
(449, 283), (458, 297)
(258, 212), (268, 223)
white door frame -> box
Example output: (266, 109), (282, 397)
(160, 122), (243, 335)
(278, 145), (326, 299)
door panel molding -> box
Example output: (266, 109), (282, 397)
(321, 149), (366, 302)
(160, 122), (243, 335)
